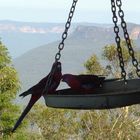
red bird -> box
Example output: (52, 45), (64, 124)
(12, 61), (62, 132)
(62, 74), (105, 91)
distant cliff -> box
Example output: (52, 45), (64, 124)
(71, 23), (140, 40)
(0, 20), (64, 34)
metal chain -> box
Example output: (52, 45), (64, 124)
(116, 0), (140, 77)
(43, 0), (78, 95)
(55, 0), (78, 61)
(111, 0), (127, 82)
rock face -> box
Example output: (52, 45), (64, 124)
(72, 23), (140, 41)
(1, 21), (139, 38)
(130, 27), (140, 40)
(0, 20), (64, 34)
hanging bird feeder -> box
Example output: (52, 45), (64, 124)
(44, 0), (140, 109)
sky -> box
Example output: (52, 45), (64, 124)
(0, 0), (140, 23)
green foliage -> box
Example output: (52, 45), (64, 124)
(102, 40), (140, 78)
(0, 41), (11, 68)
(27, 104), (140, 140)
(135, 50), (140, 62)
(84, 54), (105, 75)
(0, 41), (27, 139)
(79, 107), (140, 140)
(28, 104), (80, 140)
(102, 41), (131, 63)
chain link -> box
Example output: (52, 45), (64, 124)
(111, 0), (127, 82)
(55, 0), (78, 62)
(43, 0), (78, 95)
(116, 0), (140, 78)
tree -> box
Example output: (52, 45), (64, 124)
(102, 40), (140, 78)
(84, 54), (105, 75)
(0, 41), (41, 139)
(28, 104), (81, 140)
(0, 41), (20, 136)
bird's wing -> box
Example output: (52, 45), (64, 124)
(19, 76), (48, 97)
(77, 75), (105, 84)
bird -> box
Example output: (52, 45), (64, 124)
(61, 74), (105, 91)
(12, 61), (62, 132)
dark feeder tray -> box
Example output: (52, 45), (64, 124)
(44, 79), (140, 109)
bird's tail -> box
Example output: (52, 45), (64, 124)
(12, 96), (39, 132)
